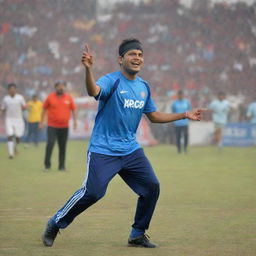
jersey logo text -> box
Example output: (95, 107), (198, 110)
(124, 99), (144, 109)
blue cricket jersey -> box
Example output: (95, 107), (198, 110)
(171, 99), (192, 126)
(88, 71), (157, 156)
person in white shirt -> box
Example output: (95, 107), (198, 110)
(1, 83), (27, 158)
(246, 96), (256, 124)
(208, 92), (230, 148)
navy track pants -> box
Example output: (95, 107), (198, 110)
(53, 148), (160, 230)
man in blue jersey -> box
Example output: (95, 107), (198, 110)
(171, 90), (192, 153)
(42, 38), (205, 248)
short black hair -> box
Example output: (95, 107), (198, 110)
(55, 81), (67, 88)
(8, 83), (16, 89)
(118, 38), (143, 56)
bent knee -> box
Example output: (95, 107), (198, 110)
(86, 190), (105, 202)
(152, 180), (160, 192)
(146, 180), (160, 195)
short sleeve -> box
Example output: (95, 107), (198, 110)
(246, 104), (252, 117)
(143, 87), (157, 113)
(1, 97), (6, 110)
(43, 96), (50, 109)
(95, 75), (115, 101)
(208, 101), (214, 110)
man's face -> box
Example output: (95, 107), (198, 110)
(8, 86), (16, 97)
(178, 92), (184, 100)
(55, 84), (66, 95)
(119, 49), (144, 76)
(218, 94), (225, 101)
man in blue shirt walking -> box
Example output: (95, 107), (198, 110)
(171, 90), (192, 153)
(42, 38), (205, 248)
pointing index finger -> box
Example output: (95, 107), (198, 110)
(84, 44), (90, 53)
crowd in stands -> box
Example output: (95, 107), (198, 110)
(1, 0), (255, 122)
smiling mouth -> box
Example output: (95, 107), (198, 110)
(131, 63), (140, 67)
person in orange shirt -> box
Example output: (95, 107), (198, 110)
(40, 81), (77, 171)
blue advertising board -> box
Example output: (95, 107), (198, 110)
(223, 123), (256, 147)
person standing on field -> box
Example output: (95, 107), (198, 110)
(208, 92), (230, 149)
(171, 90), (192, 153)
(246, 96), (256, 124)
(42, 38), (205, 248)
(40, 81), (77, 171)
(25, 94), (42, 147)
(1, 83), (26, 159)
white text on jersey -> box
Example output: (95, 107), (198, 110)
(124, 99), (145, 109)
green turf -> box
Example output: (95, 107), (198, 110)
(0, 141), (255, 256)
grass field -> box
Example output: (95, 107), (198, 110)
(0, 141), (255, 256)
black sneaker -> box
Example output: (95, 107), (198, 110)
(128, 234), (157, 248)
(42, 219), (59, 247)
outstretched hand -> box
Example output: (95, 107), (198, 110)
(81, 44), (93, 68)
(187, 108), (207, 121)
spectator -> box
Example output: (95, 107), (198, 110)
(1, 1), (255, 100)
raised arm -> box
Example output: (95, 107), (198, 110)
(81, 44), (100, 97)
(146, 109), (206, 123)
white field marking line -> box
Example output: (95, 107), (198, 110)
(0, 248), (19, 250)
(0, 208), (33, 211)
(0, 215), (53, 219)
